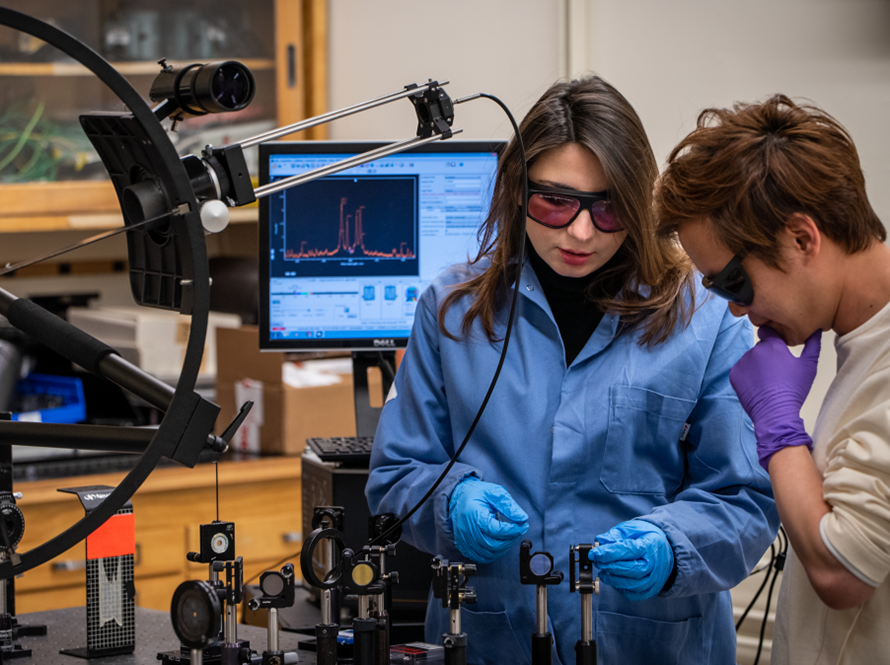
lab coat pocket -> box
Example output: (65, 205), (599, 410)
(597, 610), (703, 664)
(461, 605), (530, 665)
(600, 385), (695, 495)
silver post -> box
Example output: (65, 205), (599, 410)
(321, 539), (333, 624)
(536, 586), (547, 635)
(191, 648), (203, 665)
(237, 80), (449, 149)
(321, 589), (332, 625)
(253, 130), (462, 200)
(225, 601), (237, 644)
(581, 594), (593, 642)
(358, 595), (369, 620)
(268, 607), (279, 652)
(0, 550), (7, 616)
(209, 565), (218, 584)
(450, 607), (461, 635)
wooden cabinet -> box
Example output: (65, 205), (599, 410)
(0, 0), (327, 233)
(14, 456), (303, 614)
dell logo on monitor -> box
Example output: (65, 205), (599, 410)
(373, 339), (396, 347)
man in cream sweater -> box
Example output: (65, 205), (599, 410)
(654, 94), (890, 663)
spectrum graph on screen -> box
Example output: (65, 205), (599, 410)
(259, 141), (504, 350)
(272, 176), (419, 278)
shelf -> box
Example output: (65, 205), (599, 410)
(0, 58), (276, 77)
(0, 180), (258, 233)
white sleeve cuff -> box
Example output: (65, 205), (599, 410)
(820, 515), (882, 587)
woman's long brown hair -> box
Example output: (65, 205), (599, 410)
(439, 76), (694, 347)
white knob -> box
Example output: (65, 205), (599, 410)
(200, 200), (230, 234)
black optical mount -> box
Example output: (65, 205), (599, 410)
(339, 548), (386, 665)
(247, 563), (297, 665)
(301, 510), (346, 665)
(569, 544), (599, 665)
(170, 580), (223, 665)
(368, 514), (402, 665)
(519, 540), (563, 665)
(431, 557), (476, 665)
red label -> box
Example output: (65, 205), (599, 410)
(86, 513), (135, 560)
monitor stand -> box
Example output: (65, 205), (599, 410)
(351, 351), (396, 437)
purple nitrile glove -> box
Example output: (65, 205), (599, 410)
(729, 326), (822, 471)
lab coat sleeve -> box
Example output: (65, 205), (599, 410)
(641, 307), (780, 598)
(365, 286), (480, 560)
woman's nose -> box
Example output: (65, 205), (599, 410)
(567, 209), (596, 241)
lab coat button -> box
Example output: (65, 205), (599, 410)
(526, 284), (534, 291)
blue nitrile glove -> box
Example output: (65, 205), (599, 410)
(448, 476), (529, 564)
(588, 519), (674, 601)
(729, 326), (822, 471)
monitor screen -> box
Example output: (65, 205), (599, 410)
(258, 140), (504, 351)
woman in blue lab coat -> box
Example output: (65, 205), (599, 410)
(366, 76), (778, 665)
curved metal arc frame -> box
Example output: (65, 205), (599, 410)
(0, 8), (209, 580)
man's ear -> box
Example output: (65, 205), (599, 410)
(785, 213), (821, 260)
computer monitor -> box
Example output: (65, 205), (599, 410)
(258, 140), (504, 351)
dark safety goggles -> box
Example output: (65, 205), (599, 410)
(527, 179), (622, 232)
(701, 254), (754, 306)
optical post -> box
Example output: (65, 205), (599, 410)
(569, 544), (599, 665)
(367, 514), (401, 665)
(340, 548), (386, 665)
(432, 557), (476, 665)
(300, 511), (347, 665)
(246, 563), (297, 665)
(519, 540), (563, 665)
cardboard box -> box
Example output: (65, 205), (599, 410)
(215, 326), (373, 455)
(67, 306), (241, 380)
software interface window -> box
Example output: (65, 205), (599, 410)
(265, 149), (500, 343)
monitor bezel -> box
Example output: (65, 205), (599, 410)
(258, 139), (505, 352)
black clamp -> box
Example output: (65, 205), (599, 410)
(407, 80), (454, 139)
(569, 544), (596, 594)
(520, 540), (563, 587)
(213, 556), (244, 605)
(432, 556), (476, 610)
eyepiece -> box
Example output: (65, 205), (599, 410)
(150, 60), (255, 116)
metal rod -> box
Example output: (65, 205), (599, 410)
(358, 595), (369, 620)
(321, 589), (332, 625)
(268, 607), (279, 651)
(238, 80), (449, 149)
(0, 421), (154, 453)
(99, 353), (175, 411)
(581, 594), (592, 642)
(191, 648), (203, 665)
(450, 608), (460, 635)
(225, 602), (237, 644)
(253, 130), (462, 200)
(536, 586), (547, 635)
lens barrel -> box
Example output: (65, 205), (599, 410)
(150, 61), (255, 116)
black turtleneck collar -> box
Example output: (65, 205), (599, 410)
(527, 241), (627, 365)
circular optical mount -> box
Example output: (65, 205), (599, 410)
(210, 533), (229, 555)
(150, 60), (256, 116)
(0, 502), (24, 549)
(171, 580), (222, 650)
(300, 527), (345, 590)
